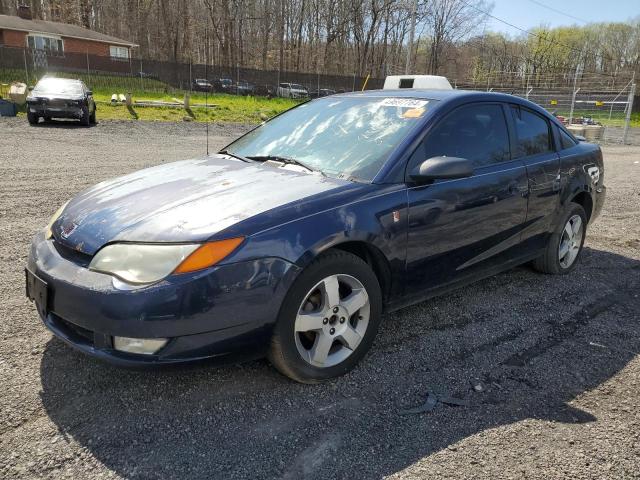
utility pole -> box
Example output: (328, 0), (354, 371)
(405, 0), (417, 74)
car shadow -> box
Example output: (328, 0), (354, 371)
(39, 247), (640, 479)
(33, 118), (97, 128)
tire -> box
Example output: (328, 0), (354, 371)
(533, 202), (587, 275)
(89, 109), (96, 124)
(80, 105), (90, 126)
(27, 112), (39, 125)
(268, 250), (383, 383)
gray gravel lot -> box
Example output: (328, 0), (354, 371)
(1, 117), (639, 479)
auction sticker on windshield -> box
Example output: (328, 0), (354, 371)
(380, 98), (429, 108)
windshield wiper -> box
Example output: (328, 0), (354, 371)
(246, 155), (325, 176)
(219, 150), (251, 163)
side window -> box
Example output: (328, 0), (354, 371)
(511, 106), (552, 157)
(414, 103), (510, 170)
(555, 125), (578, 150)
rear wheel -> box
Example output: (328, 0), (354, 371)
(268, 250), (382, 383)
(27, 112), (39, 125)
(533, 203), (587, 274)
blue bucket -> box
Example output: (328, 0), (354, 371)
(0, 99), (17, 117)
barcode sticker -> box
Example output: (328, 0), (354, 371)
(380, 98), (428, 108)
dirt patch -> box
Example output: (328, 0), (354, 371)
(1, 117), (639, 479)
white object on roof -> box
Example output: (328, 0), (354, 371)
(383, 75), (452, 90)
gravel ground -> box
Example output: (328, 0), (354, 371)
(1, 117), (639, 479)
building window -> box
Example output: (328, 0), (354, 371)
(27, 34), (63, 55)
(110, 46), (129, 60)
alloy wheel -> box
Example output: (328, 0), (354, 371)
(558, 214), (583, 269)
(294, 274), (370, 368)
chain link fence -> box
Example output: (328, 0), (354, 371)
(0, 46), (381, 98)
(455, 72), (637, 145)
(1, 46), (637, 144)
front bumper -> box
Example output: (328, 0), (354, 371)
(28, 103), (84, 119)
(27, 231), (299, 366)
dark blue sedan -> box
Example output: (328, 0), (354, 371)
(26, 89), (605, 383)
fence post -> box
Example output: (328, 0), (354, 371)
(569, 87), (580, 125)
(623, 82), (636, 145)
(23, 48), (29, 85)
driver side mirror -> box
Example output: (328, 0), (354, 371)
(409, 156), (474, 183)
(86, 90), (93, 96)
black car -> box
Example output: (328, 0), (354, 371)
(26, 77), (96, 126)
(235, 80), (255, 96)
(254, 84), (276, 97)
(214, 78), (234, 93)
(192, 78), (213, 92)
(310, 88), (337, 98)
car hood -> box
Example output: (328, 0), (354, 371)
(53, 155), (348, 255)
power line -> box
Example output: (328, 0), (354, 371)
(525, 0), (590, 24)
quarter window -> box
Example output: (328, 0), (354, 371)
(556, 125), (578, 150)
(415, 103), (511, 170)
(511, 106), (552, 157)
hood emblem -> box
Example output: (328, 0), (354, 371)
(60, 222), (78, 239)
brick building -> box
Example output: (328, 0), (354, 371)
(0, 6), (137, 60)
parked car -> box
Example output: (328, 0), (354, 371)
(26, 77), (96, 126)
(213, 78), (234, 93)
(192, 78), (213, 92)
(27, 89), (605, 383)
(310, 88), (336, 98)
(254, 84), (276, 98)
(277, 82), (309, 98)
(235, 80), (255, 96)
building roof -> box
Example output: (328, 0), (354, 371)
(0, 14), (137, 47)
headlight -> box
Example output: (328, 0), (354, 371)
(45, 201), (69, 239)
(89, 237), (244, 284)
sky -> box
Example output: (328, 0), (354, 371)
(486, 0), (639, 34)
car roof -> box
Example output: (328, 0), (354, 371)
(330, 88), (548, 112)
(335, 88), (479, 100)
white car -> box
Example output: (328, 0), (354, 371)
(277, 83), (309, 99)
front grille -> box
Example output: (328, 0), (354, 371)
(52, 239), (92, 267)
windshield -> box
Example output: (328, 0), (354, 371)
(225, 96), (433, 181)
(33, 78), (83, 96)
(291, 84), (306, 90)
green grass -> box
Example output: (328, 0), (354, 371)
(2, 69), (300, 123)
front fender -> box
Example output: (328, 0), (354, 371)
(222, 186), (409, 300)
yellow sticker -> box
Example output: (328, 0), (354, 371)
(595, 101), (604, 107)
(402, 107), (425, 118)
(550, 99), (558, 105)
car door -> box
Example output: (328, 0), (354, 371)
(405, 102), (530, 296)
(508, 105), (561, 251)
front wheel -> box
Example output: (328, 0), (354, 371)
(268, 250), (382, 383)
(27, 112), (39, 125)
(80, 105), (90, 126)
(533, 203), (587, 274)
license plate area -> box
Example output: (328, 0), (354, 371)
(25, 268), (49, 318)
